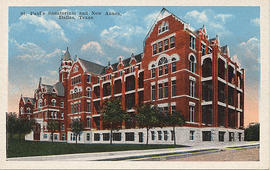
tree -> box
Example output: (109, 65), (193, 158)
(16, 117), (36, 141)
(70, 119), (84, 144)
(135, 104), (164, 145)
(166, 111), (185, 146)
(102, 98), (127, 145)
(47, 119), (59, 143)
(6, 112), (17, 140)
(244, 123), (259, 141)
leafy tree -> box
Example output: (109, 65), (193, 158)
(135, 104), (164, 145)
(166, 111), (185, 146)
(16, 117), (36, 141)
(101, 98), (128, 145)
(47, 120), (59, 143)
(244, 123), (259, 141)
(70, 119), (84, 144)
(6, 113), (17, 140)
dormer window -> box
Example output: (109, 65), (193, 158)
(73, 65), (78, 73)
(87, 75), (91, 83)
(158, 21), (169, 34)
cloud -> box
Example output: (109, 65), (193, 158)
(251, 18), (260, 26)
(185, 10), (208, 23)
(81, 41), (105, 55)
(17, 14), (68, 42)
(215, 14), (233, 23)
(144, 11), (160, 29)
(11, 39), (62, 62)
(239, 37), (259, 62)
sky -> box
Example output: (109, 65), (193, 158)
(8, 6), (260, 127)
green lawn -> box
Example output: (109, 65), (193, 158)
(7, 139), (188, 158)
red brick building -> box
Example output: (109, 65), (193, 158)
(20, 8), (244, 144)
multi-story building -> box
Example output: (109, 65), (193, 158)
(19, 8), (245, 145)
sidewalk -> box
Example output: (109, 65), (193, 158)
(7, 142), (259, 161)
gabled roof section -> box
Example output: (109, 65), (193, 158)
(144, 8), (188, 41)
(78, 58), (105, 75)
(40, 82), (65, 97)
(110, 53), (142, 72)
(22, 97), (35, 105)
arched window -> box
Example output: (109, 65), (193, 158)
(38, 99), (43, 108)
(172, 57), (177, 72)
(86, 88), (91, 97)
(158, 21), (169, 34)
(51, 99), (56, 106)
(27, 107), (31, 114)
(158, 57), (168, 76)
(20, 107), (24, 114)
(189, 55), (196, 73)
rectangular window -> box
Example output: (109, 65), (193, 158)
(73, 133), (76, 141)
(61, 101), (64, 108)
(164, 82), (168, 98)
(94, 133), (100, 141)
(190, 80), (195, 97)
(152, 85), (156, 101)
(87, 102), (91, 112)
(172, 62), (176, 72)
(202, 131), (211, 141)
(159, 66), (163, 76)
(153, 44), (157, 55)
(61, 112), (64, 119)
(164, 39), (169, 50)
(139, 132), (144, 142)
(131, 66), (135, 73)
(61, 123), (65, 131)
(190, 106), (195, 122)
(70, 133), (73, 141)
(62, 134), (65, 140)
(86, 133), (90, 141)
(229, 132), (235, 141)
(190, 35), (196, 50)
(158, 131), (162, 140)
(164, 131), (168, 141)
(43, 134), (48, 139)
(103, 133), (110, 141)
(170, 36), (175, 48)
(54, 134), (58, 140)
(172, 80), (176, 97)
(87, 75), (91, 83)
(113, 133), (121, 141)
(171, 105), (176, 114)
(164, 64), (168, 74)
(158, 41), (163, 53)
(190, 130), (195, 140)
(159, 84), (163, 99)
(151, 68), (156, 78)
(219, 131), (225, 142)
(87, 117), (91, 128)
(125, 132), (135, 141)
(171, 130), (175, 141)
(151, 131), (155, 140)
(201, 43), (206, 56)
(97, 77), (100, 83)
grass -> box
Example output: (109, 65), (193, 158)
(7, 138), (187, 158)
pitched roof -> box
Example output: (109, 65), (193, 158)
(79, 58), (106, 75)
(22, 97), (35, 105)
(221, 45), (228, 54)
(41, 82), (65, 97)
(110, 53), (142, 71)
(63, 47), (71, 61)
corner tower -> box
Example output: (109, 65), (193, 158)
(59, 47), (73, 84)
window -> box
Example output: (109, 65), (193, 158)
(190, 35), (196, 50)
(170, 36), (175, 48)
(119, 71), (123, 77)
(189, 55), (196, 73)
(51, 99), (56, 106)
(94, 133), (100, 141)
(219, 131), (225, 142)
(87, 102), (91, 112)
(171, 105), (176, 114)
(86, 88), (91, 97)
(73, 65), (79, 72)
(62, 134), (65, 140)
(238, 133), (242, 141)
(201, 43), (206, 56)
(152, 85), (156, 101)
(164, 39), (169, 50)
(202, 131), (211, 141)
(153, 44), (157, 55)
(86, 133), (90, 141)
(61, 112), (64, 119)
(61, 123), (65, 131)
(190, 80), (195, 97)
(164, 107), (169, 115)
(172, 80), (176, 97)
(139, 132), (144, 142)
(158, 84), (163, 99)
(73, 133), (76, 141)
(158, 21), (169, 34)
(190, 106), (195, 122)
(164, 64), (168, 74)
(190, 130), (195, 140)
(71, 76), (81, 85)
(60, 101), (64, 108)
(125, 132), (135, 141)
(103, 133), (110, 141)
(164, 82), (168, 98)
(151, 68), (156, 78)
(171, 130), (175, 141)
(70, 133), (73, 141)
(87, 117), (91, 128)
(97, 77), (100, 83)
(208, 47), (212, 54)
(159, 66), (163, 76)
(113, 133), (121, 141)
(131, 66), (135, 73)
(87, 75), (91, 83)
(27, 107), (31, 113)
(158, 41), (163, 53)
(54, 134), (58, 140)
(164, 131), (168, 141)
(38, 99), (42, 108)
(229, 132), (234, 142)
(158, 131), (162, 140)
(172, 58), (176, 72)
(151, 131), (155, 140)
(108, 74), (111, 80)
(43, 134), (48, 139)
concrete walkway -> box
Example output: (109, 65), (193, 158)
(7, 142), (259, 161)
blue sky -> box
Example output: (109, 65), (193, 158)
(8, 6), (260, 125)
